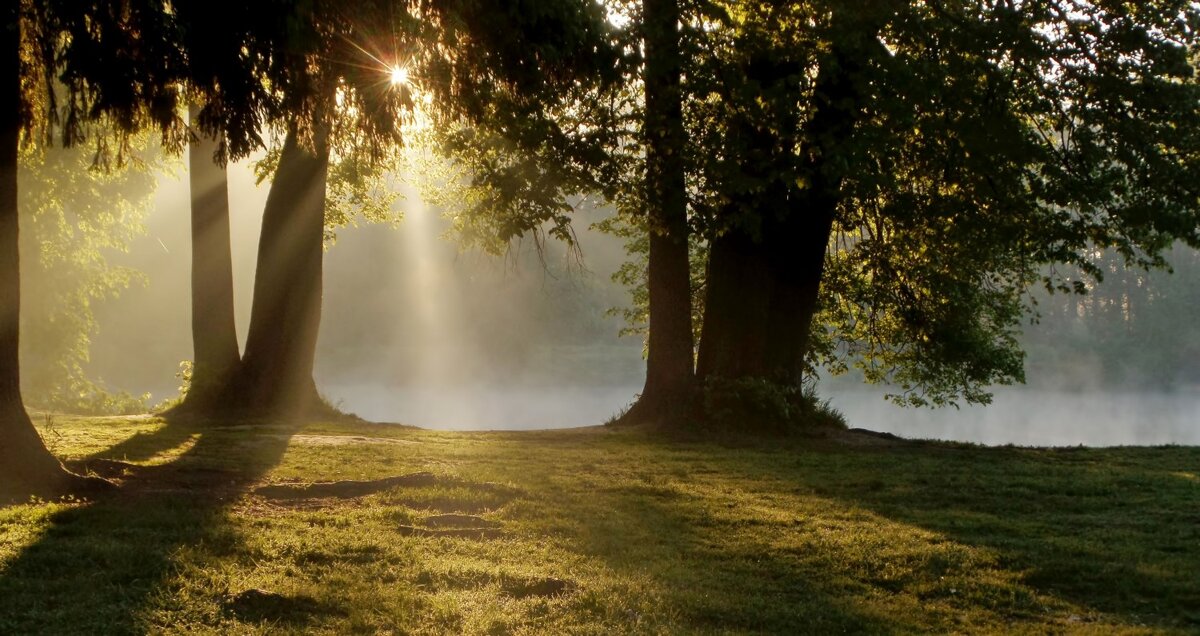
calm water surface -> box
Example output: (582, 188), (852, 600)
(324, 383), (1199, 447)
(828, 388), (1200, 447)
(322, 384), (642, 430)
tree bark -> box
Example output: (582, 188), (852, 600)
(617, 0), (694, 425)
(0, 2), (90, 498)
(762, 40), (866, 384)
(174, 103), (240, 413)
(695, 225), (773, 380)
(696, 42), (861, 389)
(760, 205), (837, 386)
(224, 124), (328, 416)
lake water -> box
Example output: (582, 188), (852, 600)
(321, 384), (643, 430)
(827, 388), (1200, 447)
(322, 383), (1199, 447)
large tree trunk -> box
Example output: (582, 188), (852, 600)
(224, 124), (328, 416)
(696, 42), (861, 389)
(761, 195), (838, 387)
(695, 225), (773, 380)
(760, 41), (865, 385)
(173, 103), (240, 413)
(617, 0), (694, 425)
(0, 3), (89, 499)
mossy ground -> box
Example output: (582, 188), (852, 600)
(1, 415), (1198, 634)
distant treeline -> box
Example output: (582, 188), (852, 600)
(1024, 245), (1200, 391)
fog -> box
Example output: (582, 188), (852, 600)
(78, 162), (1200, 446)
(86, 160), (645, 429)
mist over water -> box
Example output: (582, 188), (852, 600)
(322, 384), (642, 429)
(313, 185), (645, 429)
(87, 163), (646, 429)
(80, 161), (1199, 445)
(826, 388), (1200, 447)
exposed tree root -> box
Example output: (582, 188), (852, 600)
(0, 468), (114, 505)
(64, 457), (139, 479)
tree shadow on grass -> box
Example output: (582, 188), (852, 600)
(0, 419), (299, 634)
(553, 474), (902, 632)
(710, 439), (1200, 630)
(71, 418), (205, 470)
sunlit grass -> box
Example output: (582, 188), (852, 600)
(0, 416), (1196, 633)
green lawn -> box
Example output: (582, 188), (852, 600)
(1, 415), (1197, 634)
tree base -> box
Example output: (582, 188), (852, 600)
(1, 405), (114, 504)
(161, 379), (360, 425)
(0, 463), (113, 505)
(608, 387), (697, 429)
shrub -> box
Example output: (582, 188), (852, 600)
(702, 376), (846, 434)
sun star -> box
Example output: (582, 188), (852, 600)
(390, 65), (409, 87)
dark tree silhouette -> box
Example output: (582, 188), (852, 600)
(688, 1), (1200, 412)
(436, 1), (1200, 422)
(0, 0), (153, 498)
(230, 123), (331, 414)
(617, 0), (695, 426)
(175, 103), (241, 412)
(193, 0), (618, 417)
(0, 0), (69, 495)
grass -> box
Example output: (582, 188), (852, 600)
(1, 415), (1198, 634)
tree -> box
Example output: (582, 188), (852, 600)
(0, 0), (67, 495)
(422, 1), (700, 426)
(695, 4), (874, 390)
(675, 0), (1200, 415)
(231, 121), (332, 414)
(0, 0), (154, 497)
(2, 0), (195, 497)
(206, 0), (619, 416)
(444, 0), (1200, 424)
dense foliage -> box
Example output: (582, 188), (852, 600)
(18, 141), (164, 413)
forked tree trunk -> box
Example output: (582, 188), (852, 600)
(224, 124), (328, 416)
(173, 103), (240, 413)
(0, 2), (87, 498)
(617, 0), (694, 425)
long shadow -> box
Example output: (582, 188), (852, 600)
(0, 418), (297, 634)
(534, 454), (901, 633)
(708, 438), (1200, 630)
(76, 418), (205, 467)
